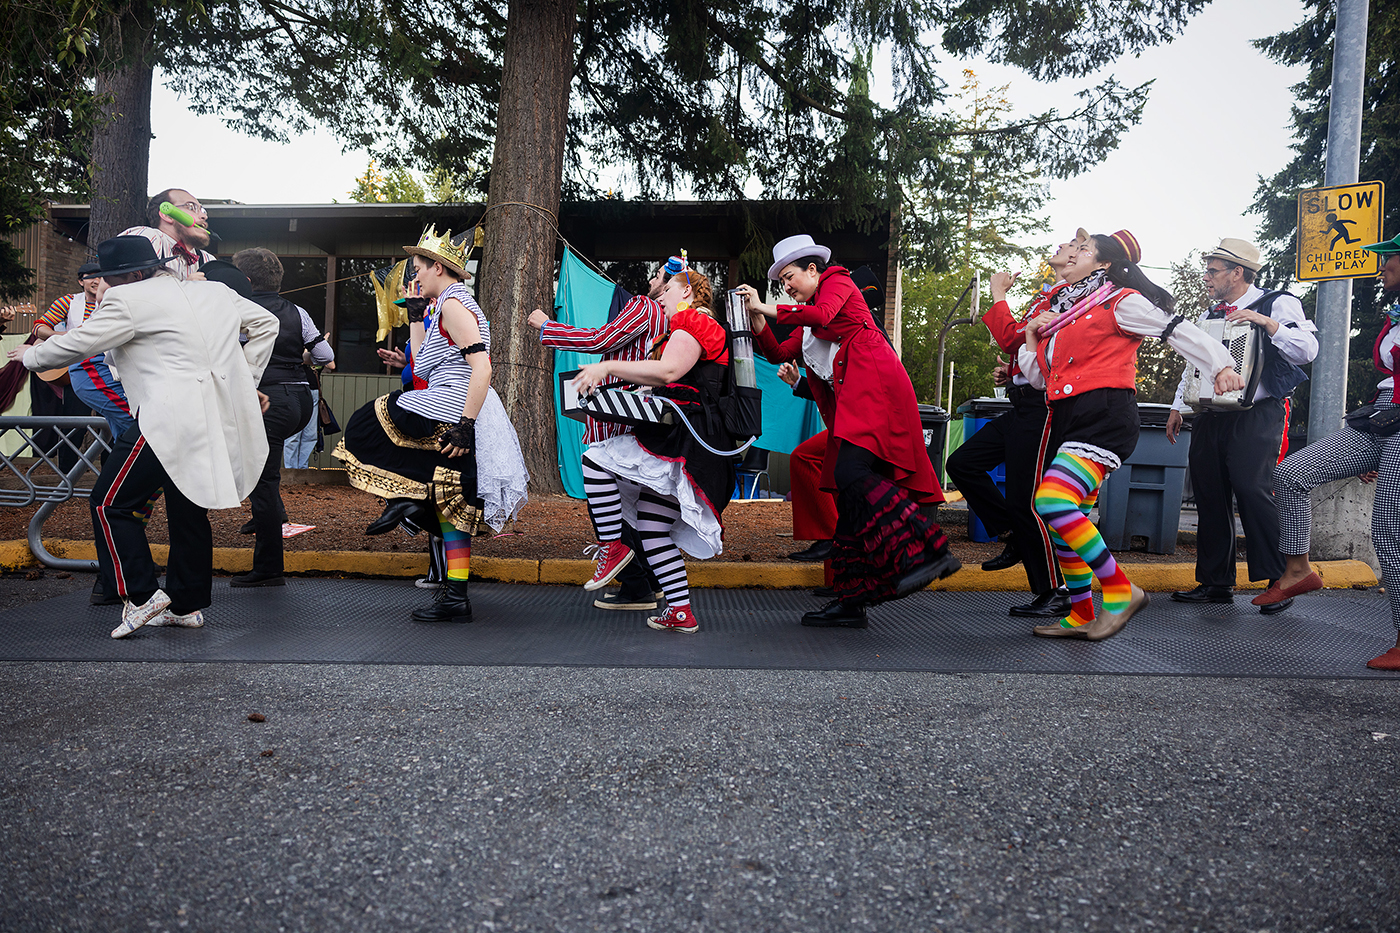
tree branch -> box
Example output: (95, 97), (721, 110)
(702, 12), (851, 122)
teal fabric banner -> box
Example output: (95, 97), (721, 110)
(550, 247), (824, 497)
(753, 355), (826, 456)
(552, 248), (615, 498)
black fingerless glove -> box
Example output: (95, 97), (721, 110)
(404, 296), (429, 322)
(441, 416), (476, 451)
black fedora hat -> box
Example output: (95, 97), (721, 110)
(95, 235), (173, 277)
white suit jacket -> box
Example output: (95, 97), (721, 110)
(24, 274), (279, 509)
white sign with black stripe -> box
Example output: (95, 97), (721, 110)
(559, 370), (674, 426)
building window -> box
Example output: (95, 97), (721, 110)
(334, 257), (400, 374)
(278, 259), (328, 332)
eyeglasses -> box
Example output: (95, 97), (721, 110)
(1202, 266), (1234, 279)
(175, 201), (207, 215)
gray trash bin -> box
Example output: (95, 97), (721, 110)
(1096, 403), (1190, 554)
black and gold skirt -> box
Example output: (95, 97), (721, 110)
(333, 391), (485, 533)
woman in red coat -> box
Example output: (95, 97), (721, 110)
(737, 235), (960, 627)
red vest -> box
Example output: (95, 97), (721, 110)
(1036, 289), (1141, 402)
(1374, 322), (1400, 403)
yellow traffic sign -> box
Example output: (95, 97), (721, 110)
(1297, 181), (1385, 281)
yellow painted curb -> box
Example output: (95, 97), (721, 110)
(539, 559), (595, 585)
(0, 540), (35, 572)
(1311, 559), (1380, 589)
(0, 540), (1379, 592)
(688, 562), (824, 589)
(473, 558), (541, 585)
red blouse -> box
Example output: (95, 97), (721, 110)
(657, 308), (729, 366)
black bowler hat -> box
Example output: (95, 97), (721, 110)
(199, 259), (254, 298)
(850, 265), (882, 298)
(95, 235), (173, 277)
(77, 261), (102, 280)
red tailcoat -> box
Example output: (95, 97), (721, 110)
(755, 266), (944, 504)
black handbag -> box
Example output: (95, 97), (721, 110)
(1345, 402), (1400, 436)
(318, 394), (340, 435)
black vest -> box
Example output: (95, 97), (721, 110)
(1251, 291), (1310, 400)
(1207, 290), (1309, 401)
(251, 291), (310, 387)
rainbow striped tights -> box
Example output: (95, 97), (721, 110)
(1033, 451), (1134, 628)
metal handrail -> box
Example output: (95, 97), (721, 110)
(0, 416), (111, 571)
(933, 271), (980, 405)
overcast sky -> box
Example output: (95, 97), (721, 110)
(148, 0), (1310, 275)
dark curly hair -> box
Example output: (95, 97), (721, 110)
(1090, 234), (1175, 313)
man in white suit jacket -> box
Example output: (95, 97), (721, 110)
(13, 236), (279, 638)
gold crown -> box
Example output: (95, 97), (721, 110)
(405, 224), (471, 277)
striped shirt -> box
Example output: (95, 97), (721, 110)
(33, 292), (94, 335)
(539, 295), (668, 443)
(118, 226), (214, 281)
(396, 281), (490, 423)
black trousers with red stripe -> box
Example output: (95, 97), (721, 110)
(90, 423), (212, 614)
(944, 386), (1060, 595)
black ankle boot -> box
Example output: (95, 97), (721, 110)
(367, 498), (433, 536)
(411, 579), (473, 623)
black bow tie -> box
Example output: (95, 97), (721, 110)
(1207, 304), (1237, 319)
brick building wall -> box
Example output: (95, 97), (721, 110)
(3, 209), (90, 332)
(884, 206), (902, 356)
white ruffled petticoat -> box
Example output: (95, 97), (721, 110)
(474, 387), (530, 531)
(585, 434), (724, 558)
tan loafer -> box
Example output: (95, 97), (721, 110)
(1079, 584), (1148, 641)
(1032, 620), (1091, 639)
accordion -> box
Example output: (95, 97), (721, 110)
(1181, 316), (1264, 412)
(559, 371), (674, 427)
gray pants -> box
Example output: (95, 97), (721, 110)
(1274, 406), (1400, 629)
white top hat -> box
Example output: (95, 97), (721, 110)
(768, 234), (832, 281)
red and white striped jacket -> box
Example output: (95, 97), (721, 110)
(539, 295), (668, 443)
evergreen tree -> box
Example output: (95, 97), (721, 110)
(900, 73), (1059, 408)
(1251, 0), (1399, 418)
(8, 0), (1218, 489)
(348, 160), (427, 203)
(0, 0), (102, 298)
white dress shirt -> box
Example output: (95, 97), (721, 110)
(1170, 284), (1319, 411)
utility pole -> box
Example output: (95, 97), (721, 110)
(1309, 0), (1370, 441)
(1307, 0), (1380, 574)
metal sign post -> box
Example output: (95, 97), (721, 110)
(1308, 0), (1371, 442)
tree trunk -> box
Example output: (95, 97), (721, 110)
(88, 10), (155, 248)
(476, 0), (576, 495)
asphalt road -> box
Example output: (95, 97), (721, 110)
(1, 572), (1396, 932)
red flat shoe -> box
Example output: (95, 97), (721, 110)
(1252, 570), (1323, 606)
(1365, 647), (1400, 671)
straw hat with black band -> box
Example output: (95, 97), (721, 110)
(1203, 237), (1263, 273)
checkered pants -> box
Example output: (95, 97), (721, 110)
(1274, 404), (1400, 629)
